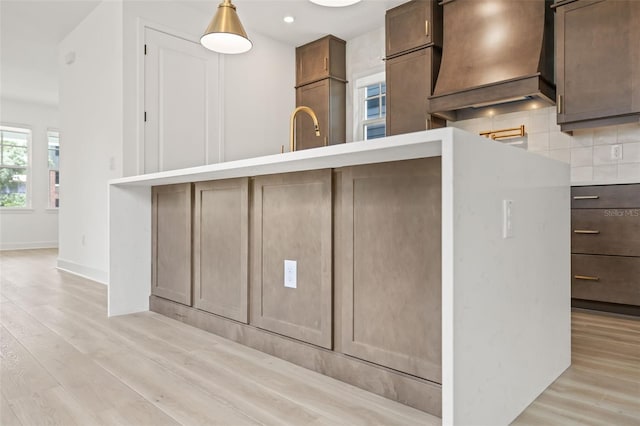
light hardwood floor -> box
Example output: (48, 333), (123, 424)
(0, 249), (638, 425)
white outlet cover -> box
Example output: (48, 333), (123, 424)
(284, 260), (297, 289)
(611, 144), (623, 160)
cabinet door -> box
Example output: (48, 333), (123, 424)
(151, 183), (192, 305)
(557, 0), (640, 125)
(296, 80), (330, 150)
(250, 170), (332, 349)
(572, 254), (640, 306)
(339, 158), (442, 383)
(386, 48), (441, 136)
(572, 209), (640, 257)
(194, 178), (249, 323)
(296, 36), (346, 86)
(386, 0), (441, 57)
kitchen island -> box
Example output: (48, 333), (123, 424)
(109, 127), (570, 426)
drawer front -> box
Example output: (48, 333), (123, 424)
(572, 209), (640, 256)
(571, 184), (640, 209)
(572, 254), (640, 306)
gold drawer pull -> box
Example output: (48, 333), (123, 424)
(574, 230), (600, 234)
(573, 195), (600, 200)
(574, 275), (600, 281)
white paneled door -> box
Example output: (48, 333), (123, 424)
(144, 28), (220, 173)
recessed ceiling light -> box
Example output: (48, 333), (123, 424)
(309, 0), (362, 7)
(284, 16), (295, 23)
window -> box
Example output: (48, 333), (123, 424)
(363, 82), (386, 140)
(48, 130), (60, 208)
(353, 71), (387, 141)
(0, 126), (31, 208)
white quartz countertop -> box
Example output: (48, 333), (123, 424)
(571, 178), (640, 186)
(110, 129), (449, 187)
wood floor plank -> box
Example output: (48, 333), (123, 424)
(7, 386), (100, 426)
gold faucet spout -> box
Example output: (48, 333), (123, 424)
(289, 106), (321, 152)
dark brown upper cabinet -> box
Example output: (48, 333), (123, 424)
(296, 35), (346, 87)
(296, 78), (346, 150)
(555, 0), (640, 132)
(386, 0), (443, 58)
(386, 47), (445, 135)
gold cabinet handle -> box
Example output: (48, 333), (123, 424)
(324, 136), (328, 146)
(324, 57), (328, 71)
(557, 95), (563, 114)
(574, 275), (600, 281)
(573, 195), (600, 200)
(573, 230), (600, 234)
(425, 20), (430, 37)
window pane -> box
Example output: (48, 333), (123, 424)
(0, 167), (28, 207)
(1, 131), (28, 147)
(366, 84), (380, 98)
(49, 170), (60, 208)
(48, 147), (60, 169)
(381, 95), (386, 116)
(381, 83), (386, 94)
(2, 145), (27, 166)
(366, 98), (380, 119)
(365, 123), (386, 140)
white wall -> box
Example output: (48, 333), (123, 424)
(0, 99), (59, 249)
(122, 1), (295, 174)
(450, 108), (640, 184)
(58, 0), (123, 283)
(345, 26), (385, 142)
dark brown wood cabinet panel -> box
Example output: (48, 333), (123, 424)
(571, 184), (640, 209)
(193, 178), (249, 323)
(338, 157), (442, 382)
(571, 209), (640, 257)
(250, 170), (333, 349)
(386, 47), (444, 136)
(386, 0), (442, 57)
(556, 0), (640, 130)
(151, 183), (192, 306)
(296, 78), (346, 150)
(572, 254), (640, 306)
(296, 35), (346, 86)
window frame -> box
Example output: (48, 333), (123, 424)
(0, 124), (33, 210)
(47, 129), (60, 209)
(352, 71), (386, 142)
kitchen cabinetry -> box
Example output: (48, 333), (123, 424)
(385, 0), (442, 57)
(249, 170), (333, 349)
(571, 184), (640, 314)
(386, 47), (443, 136)
(295, 36), (346, 149)
(385, 0), (444, 136)
(555, 0), (640, 131)
(337, 157), (442, 382)
(151, 183), (192, 305)
(193, 178), (249, 323)
(296, 35), (346, 87)
(295, 79), (345, 150)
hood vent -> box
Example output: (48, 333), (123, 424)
(428, 0), (555, 121)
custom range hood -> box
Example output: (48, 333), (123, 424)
(428, 0), (555, 121)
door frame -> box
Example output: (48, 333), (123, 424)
(136, 18), (225, 175)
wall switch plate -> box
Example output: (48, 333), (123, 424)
(284, 260), (297, 288)
(503, 200), (514, 239)
(611, 144), (623, 160)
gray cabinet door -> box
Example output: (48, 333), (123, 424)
(151, 183), (192, 305)
(385, 0), (442, 57)
(194, 178), (249, 323)
(556, 0), (640, 126)
(250, 170), (333, 349)
(338, 158), (442, 383)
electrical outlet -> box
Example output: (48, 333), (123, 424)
(284, 260), (297, 288)
(503, 200), (514, 239)
(611, 144), (623, 160)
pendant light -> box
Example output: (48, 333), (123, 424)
(201, 0), (252, 54)
(309, 0), (362, 6)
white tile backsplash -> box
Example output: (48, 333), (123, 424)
(450, 106), (640, 183)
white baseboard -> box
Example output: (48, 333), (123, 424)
(0, 241), (58, 250)
(56, 258), (108, 285)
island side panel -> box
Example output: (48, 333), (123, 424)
(108, 184), (152, 316)
(444, 128), (571, 425)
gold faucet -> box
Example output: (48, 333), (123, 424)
(289, 106), (321, 152)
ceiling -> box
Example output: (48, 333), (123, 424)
(0, 0), (403, 107)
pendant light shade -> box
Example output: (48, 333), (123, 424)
(309, 0), (362, 6)
(201, 0), (252, 54)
